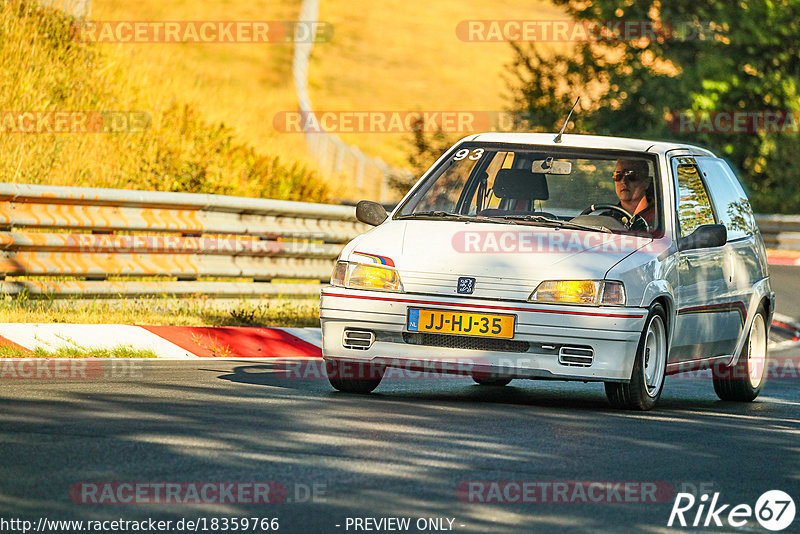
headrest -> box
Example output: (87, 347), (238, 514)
(492, 169), (549, 200)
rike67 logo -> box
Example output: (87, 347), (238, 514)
(668, 490), (796, 531)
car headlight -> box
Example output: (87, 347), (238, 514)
(529, 280), (626, 306)
(330, 261), (404, 293)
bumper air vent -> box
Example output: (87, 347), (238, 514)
(558, 346), (594, 367)
(343, 329), (375, 350)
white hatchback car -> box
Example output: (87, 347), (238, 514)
(320, 133), (773, 410)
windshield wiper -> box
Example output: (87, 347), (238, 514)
(502, 214), (611, 233)
(398, 211), (518, 225)
(398, 211), (474, 221)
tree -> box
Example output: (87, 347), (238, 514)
(506, 0), (800, 213)
(388, 117), (454, 194)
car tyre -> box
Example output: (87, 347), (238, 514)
(712, 305), (768, 402)
(605, 302), (668, 411)
(325, 359), (384, 394)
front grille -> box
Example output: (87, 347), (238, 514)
(403, 332), (529, 353)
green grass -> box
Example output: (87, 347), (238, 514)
(0, 344), (158, 358)
(0, 295), (321, 327)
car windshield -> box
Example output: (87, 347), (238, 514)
(395, 143), (663, 236)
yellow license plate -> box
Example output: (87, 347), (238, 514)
(407, 308), (515, 339)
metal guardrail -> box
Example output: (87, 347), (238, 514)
(0, 183), (368, 298)
(754, 215), (800, 250)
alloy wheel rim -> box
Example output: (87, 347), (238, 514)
(643, 315), (667, 398)
(747, 313), (767, 388)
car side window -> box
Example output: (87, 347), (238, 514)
(673, 157), (716, 237)
(695, 157), (757, 241)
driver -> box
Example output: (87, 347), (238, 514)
(612, 159), (655, 228)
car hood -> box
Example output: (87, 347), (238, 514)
(342, 220), (653, 300)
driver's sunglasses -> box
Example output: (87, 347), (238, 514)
(613, 169), (645, 182)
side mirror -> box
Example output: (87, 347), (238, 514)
(356, 200), (388, 226)
(679, 224), (727, 251)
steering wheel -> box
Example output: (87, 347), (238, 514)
(580, 203), (649, 232)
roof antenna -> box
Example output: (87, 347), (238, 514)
(553, 97), (580, 143)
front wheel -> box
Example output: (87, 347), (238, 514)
(325, 359), (384, 394)
(712, 306), (768, 402)
(605, 303), (668, 410)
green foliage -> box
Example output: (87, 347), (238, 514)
(506, 0), (800, 213)
(389, 117), (455, 194)
(0, 343), (157, 359)
(138, 103), (329, 201)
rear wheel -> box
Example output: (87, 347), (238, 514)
(325, 359), (384, 394)
(605, 303), (668, 410)
(712, 305), (768, 401)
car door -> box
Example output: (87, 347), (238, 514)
(670, 156), (739, 362)
(694, 157), (762, 342)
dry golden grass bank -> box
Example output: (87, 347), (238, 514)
(3, 1), (564, 199)
(313, 0), (563, 167)
(90, 0), (562, 193)
(0, 1), (330, 201)
(92, 0), (314, 171)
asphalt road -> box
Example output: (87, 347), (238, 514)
(1, 358), (799, 534)
(0, 269), (798, 534)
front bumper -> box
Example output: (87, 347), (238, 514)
(320, 288), (649, 382)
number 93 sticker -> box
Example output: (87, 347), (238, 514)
(453, 148), (484, 161)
